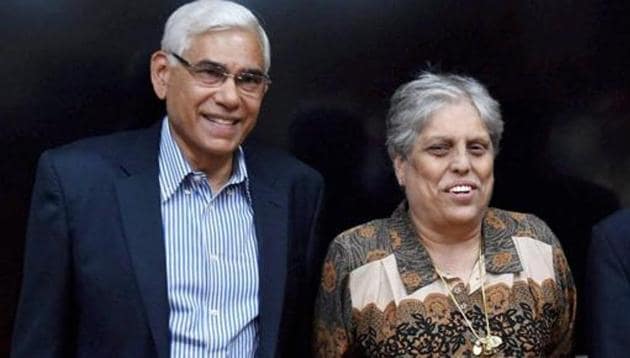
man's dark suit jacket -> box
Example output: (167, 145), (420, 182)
(11, 122), (324, 358)
(586, 209), (630, 358)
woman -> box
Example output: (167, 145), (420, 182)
(313, 72), (575, 357)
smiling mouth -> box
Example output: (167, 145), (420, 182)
(202, 114), (239, 126)
(448, 185), (474, 194)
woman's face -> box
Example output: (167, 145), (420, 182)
(394, 100), (495, 229)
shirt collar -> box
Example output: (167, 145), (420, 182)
(158, 117), (249, 203)
(226, 146), (252, 203)
(388, 201), (523, 295)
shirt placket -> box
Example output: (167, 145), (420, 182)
(192, 172), (224, 353)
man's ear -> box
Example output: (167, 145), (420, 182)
(393, 155), (407, 187)
(150, 51), (171, 100)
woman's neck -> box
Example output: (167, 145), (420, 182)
(411, 214), (483, 281)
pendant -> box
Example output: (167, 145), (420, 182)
(473, 340), (483, 356)
(486, 335), (503, 350)
(473, 335), (502, 356)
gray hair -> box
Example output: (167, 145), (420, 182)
(161, 0), (271, 72)
(386, 72), (503, 159)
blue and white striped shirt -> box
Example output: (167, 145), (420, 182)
(158, 118), (259, 358)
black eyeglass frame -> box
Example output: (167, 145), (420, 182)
(169, 52), (271, 95)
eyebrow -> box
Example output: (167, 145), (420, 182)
(194, 59), (265, 75)
(194, 59), (225, 68)
(422, 135), (491, 143)
(423, 136), (451, 142)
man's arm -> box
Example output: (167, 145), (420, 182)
(306, 177), (325, 294)
(284, 171), (325, 357)
(586, 215), (630, 358)
(12, 151), (74, 358)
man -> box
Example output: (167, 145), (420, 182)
(11, 1), (323, 357)
(586, 209), (630, 358)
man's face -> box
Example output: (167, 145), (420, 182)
(151, 28), (266, 169)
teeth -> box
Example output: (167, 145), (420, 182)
(205, 116), (236, 125)
(450, 185), (472, 193)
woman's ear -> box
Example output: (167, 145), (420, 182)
(150, 51), (171, 100)
(393, 155), (407, 187)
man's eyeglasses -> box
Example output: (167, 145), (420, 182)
(170, 52), (271, 96)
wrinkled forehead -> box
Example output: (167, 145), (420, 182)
(183, 28), (265, 69)
(181, 26), (267, 69)
(417, 101), (490, 140)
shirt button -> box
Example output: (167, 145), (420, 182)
(209, 309), (219, 316)
(461, 303), (468, 310)
(184, 188), (192, 195)
(453, 286), (462, 294)
(209, 254), (219, 262)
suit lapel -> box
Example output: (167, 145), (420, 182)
(115, 123), (170, 358)
(246, 146), (289, 358)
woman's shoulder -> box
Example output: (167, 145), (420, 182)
(325, 218), (394, 266)
(486, 207), (557, 246)
(332, 219), (390, 246)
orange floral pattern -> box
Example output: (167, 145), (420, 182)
(509, 212), (527, 222)
(401, 272), (421, 288)
(389, 230), (402, 249)
(366, 249), (388, 263)
(423, 293), (451, 325)
(321, 261), (337, 293)
(358, 224), (376, 238)
(485, 210), (507, 230)
(492, 252), (513, 268)
(486, 283), (511, 314)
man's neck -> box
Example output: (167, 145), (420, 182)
(190, 154), (234, 194)
(172, 140), (235, 194)
(166, 122), (237, 193)
(205, 158), (233, 193)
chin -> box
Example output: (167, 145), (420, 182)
(201, 139), (240, 155)
(444, 207), (486, 225)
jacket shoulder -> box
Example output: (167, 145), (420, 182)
(51, 127), (151, 157)
(595, 208), (630, 229)
(45, 124), (156, 163)
(37, 125), (159, 182)
(593, 209), (630, 241)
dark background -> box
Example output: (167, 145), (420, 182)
(2, 0), (630, 356)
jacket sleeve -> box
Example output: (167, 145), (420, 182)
(284, 173), (325, 357)
(586, 220), (630, 358)
(11, 151), (75, 358)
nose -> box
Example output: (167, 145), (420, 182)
(450, 149), (471, 174)
(213, 77), (240, 110)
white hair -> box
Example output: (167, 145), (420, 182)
(386, 72), (503, 159)
(160, 0), (271, 72)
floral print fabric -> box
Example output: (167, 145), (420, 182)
(314, 202), (575, 357)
